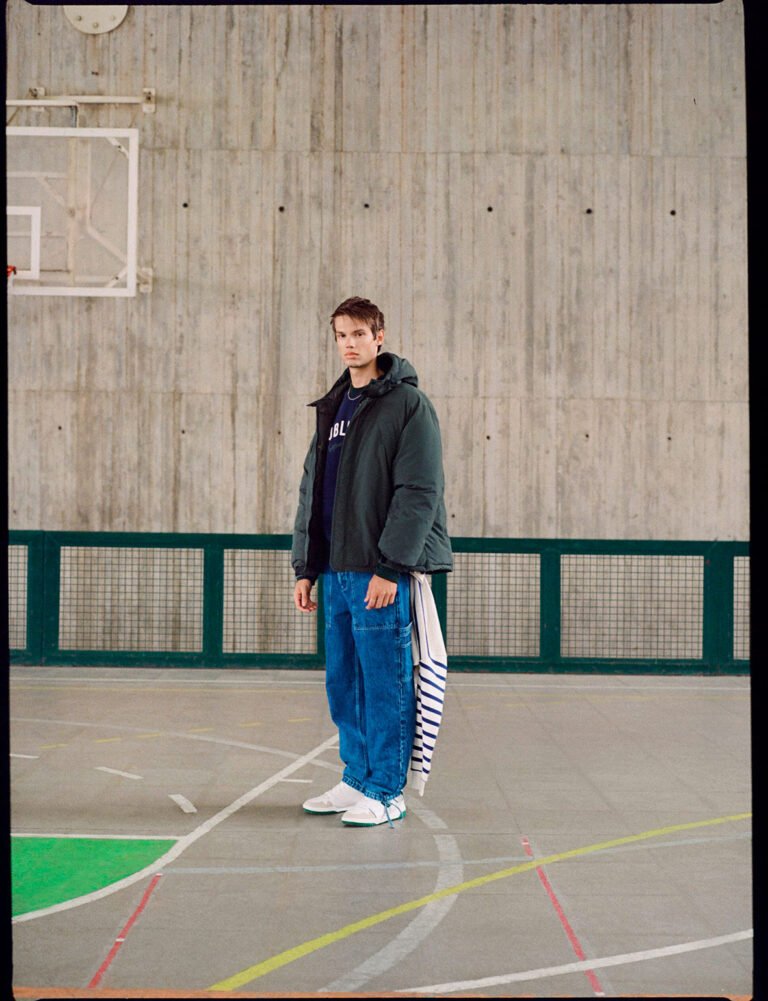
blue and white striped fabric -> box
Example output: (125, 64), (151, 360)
(409, 572), (448, 796)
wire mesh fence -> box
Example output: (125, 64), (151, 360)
(7, 544), (28, 651)
(560, 554), (704, 659)
(223, 548), (316, 654)
(447, 552), (540, 656)
(7, 533), (749, 672)
(733, 556), (750, 662)
(58, 546), (204, 652)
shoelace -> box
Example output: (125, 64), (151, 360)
(383, 798), (395, 829)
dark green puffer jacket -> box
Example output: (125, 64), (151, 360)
(292, 353), (453, 581)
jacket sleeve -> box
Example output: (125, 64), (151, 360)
(291, 433), (317, 578)
(377, 396), (444, 572)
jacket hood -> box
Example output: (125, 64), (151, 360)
(366, 352), (419, 395)
(313, 352), (419, 406)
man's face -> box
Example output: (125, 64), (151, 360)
(333, 314), (384, 374)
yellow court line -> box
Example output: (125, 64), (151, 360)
(208, 810), (751, 992)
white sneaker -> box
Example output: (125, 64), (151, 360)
(302, 781), (363, 814)
(341, 794), (406, 827)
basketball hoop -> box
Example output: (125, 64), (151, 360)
(7, 265), (17, 289)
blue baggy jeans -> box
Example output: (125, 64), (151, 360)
(322, 570), (416, 804)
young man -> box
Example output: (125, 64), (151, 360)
(292, 296), (452, 827)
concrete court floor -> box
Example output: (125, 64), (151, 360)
(8, 665), (753, 1000)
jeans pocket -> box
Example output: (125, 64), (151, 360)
(355, 602), (401, 632)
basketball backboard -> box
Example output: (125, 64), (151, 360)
(6, 126), (139, 296)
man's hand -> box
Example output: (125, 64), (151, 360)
(364, 574), (398, 610)
(294, 578), (318, 613)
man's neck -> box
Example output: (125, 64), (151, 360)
(349, 361), (381, 388)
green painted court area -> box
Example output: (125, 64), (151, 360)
(11, 837), (175, 917)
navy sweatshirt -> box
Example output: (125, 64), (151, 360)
(321, 387), (365, 544)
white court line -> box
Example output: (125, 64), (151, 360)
(10, 674), (748, 691)
(10, 677), (325, 687)
(323, 806), (465, 993)
(399, 929), (753, 994)
(13, 732), (340, 924)
(12, 833), (182, 840)
(10, 753), (39, 759)
(169, 794), (197, 814)
(10, 717), (341, 771)
(95, 766), (143, 780)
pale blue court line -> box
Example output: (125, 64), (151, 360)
(167, 859), (494, 876)
(165, 830), (750, 877)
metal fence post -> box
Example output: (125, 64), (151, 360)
(431, 571), (449, 641)
(41, 533), (62, 664)
(702, 542), (734, 670)
(540, 548), (561, 668)
(24, 533), (45, 663)
(202, 542), (225, 665)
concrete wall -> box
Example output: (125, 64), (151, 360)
(6, 2), (749, 541)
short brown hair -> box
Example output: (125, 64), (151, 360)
(330, 297), (385, 340)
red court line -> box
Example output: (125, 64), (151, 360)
(88, 873), (164, 989)
(521, 835), (605, 997)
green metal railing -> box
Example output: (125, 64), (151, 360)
(7, 531), (749, 674)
